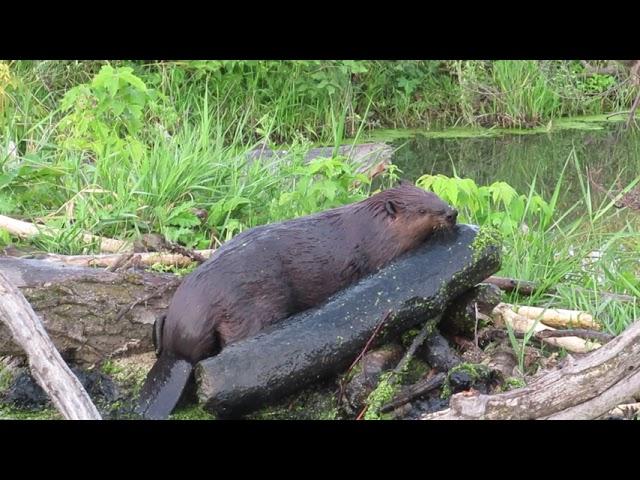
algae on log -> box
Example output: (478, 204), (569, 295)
(0, 257), (179, 364)
(196, 224), (502, 417)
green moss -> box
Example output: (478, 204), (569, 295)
(0, 405), (61, 420)
(103, 358), (150, 399)
(402, 358), (430, 385)
(441, 362), (493, 399)
(500, 377), (527, 392)
(100, 360), (123, 376)
(149, 263), (198, 276)
(470, 225), (503, 263)
(400, 328), (421, 348)
(0, 365), (13, 392)
(170, 405), (216, 420)
(247, 386), (339, 420)
(363, 371), (398, 420)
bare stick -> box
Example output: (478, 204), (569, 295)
(484, 275), (637, 304)
(0, 271), (101, 420)
(337, 310), (391, 405)
(392, 315), (441, 378)
(535, 329), (614, 344)
(380, 372), (446, 414)
(114, 278), (181, 322)
(0, 214), (129, 253)
(359, 315), (442, 419)
(31, 250), (215, 269)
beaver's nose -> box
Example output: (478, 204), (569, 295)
(446, 209), (458, 222)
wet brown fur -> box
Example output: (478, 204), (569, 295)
(161, 183), (457, 363)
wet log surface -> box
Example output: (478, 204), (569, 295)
(195, 224), (502, 417)
(0, 257), (179, 364)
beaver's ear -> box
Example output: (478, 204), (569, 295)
(385, 200), (398, 218)
(397, 178), (413, 187)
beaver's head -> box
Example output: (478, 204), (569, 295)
(376, 183), (458, 245)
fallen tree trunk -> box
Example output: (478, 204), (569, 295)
(32, 250), (214, 269)
(195, 224), (502, 417)
(422, 320), (640, 420)
(0, 257), (179, 364)
(0, 271), (101, 420)
(0, 215), (130, 253)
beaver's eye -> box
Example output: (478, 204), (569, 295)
(419, 208), (427, 214)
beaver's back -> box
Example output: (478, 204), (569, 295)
(162, 209), (362, 361)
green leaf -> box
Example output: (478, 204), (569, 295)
(0, 171), (17, 189)
(119, 69), (147, 92)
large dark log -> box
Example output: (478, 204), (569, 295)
(0, 257), (179, 364)
(195, 224), (502, 417)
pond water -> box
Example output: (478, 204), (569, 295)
(385, 120), (640, 230)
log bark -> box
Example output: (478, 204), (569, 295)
(0, 257), (179, 364)
(32, 250), (214, 269)
(0, 271), (101, 420)
(0, 215), (130, 253)
(422, 320), (640, 420)
(195, 224), (502, 417)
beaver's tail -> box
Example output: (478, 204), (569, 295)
(136, 353), (193, 419)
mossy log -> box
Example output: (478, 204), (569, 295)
(0, 257), (179, 364)
(423, 320), (640, 420)
(196, 224), (502, 417)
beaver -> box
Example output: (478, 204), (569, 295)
(137, 183), (457, 419)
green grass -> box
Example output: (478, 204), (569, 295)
(3, 61), (638, 145)
(417, 149), (640, 336)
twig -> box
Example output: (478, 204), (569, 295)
(337, 310), (392, 405)
(357, 315), (442, 419)
(474, 302), (480, 348)
(391, 315), (441, 378)
(535, 329), (614, 344)
(105, 253), (134, 272)
(485, 275), (637, 304)
(114, 278), (181, 322)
